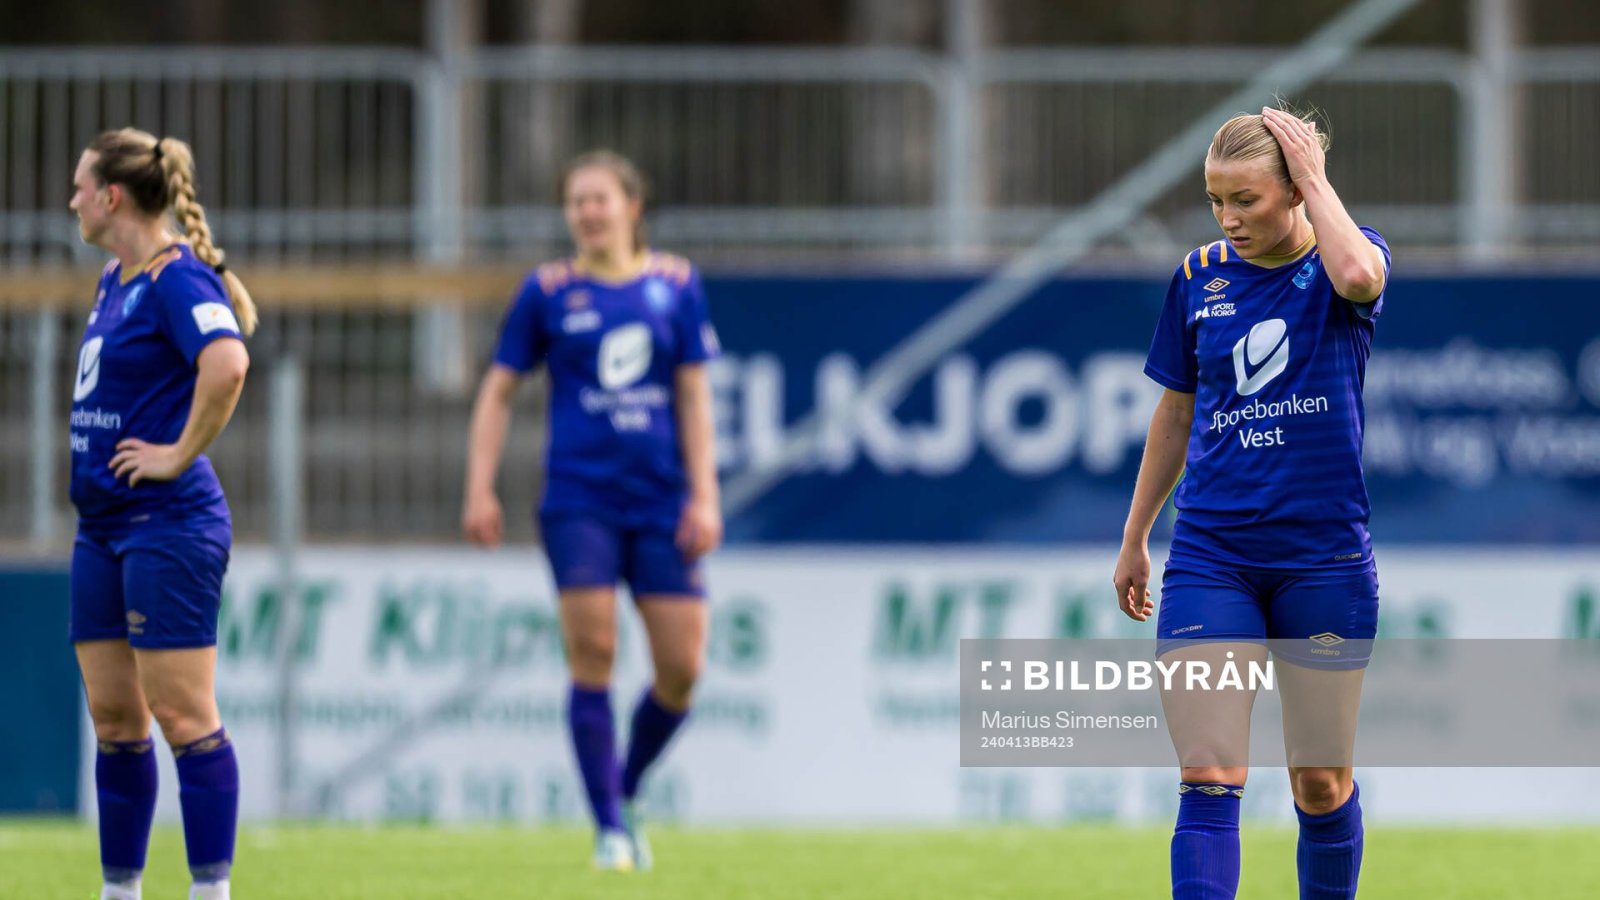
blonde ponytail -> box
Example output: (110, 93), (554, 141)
(156, 136), (258, 336)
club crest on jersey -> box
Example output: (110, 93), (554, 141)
(644, 278), (673, 315)
(1293, 259), (1317, 290)
(122, 285), (146, 316)
(1232, 318), (1290, 396)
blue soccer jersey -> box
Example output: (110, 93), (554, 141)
(493, 252), (721, 525)
(1144, 227), (1390, 571)
(69, 244), (242, 528)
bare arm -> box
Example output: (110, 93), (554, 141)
(1113, 388), (1195, 621)
(1262, 107), (1386, 303)
(673, 363), (723, 558)
(462, 364), (523, 547)
(110, 338), (248, 487)
(1123, 388), (1194, 543)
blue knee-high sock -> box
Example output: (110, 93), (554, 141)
(621, 688), (689, 801)
(567, 683), (623, 831)
(1297, 782), (1364, 900)
(1172, 783), (1244, 900)
(173, 728), (238, 884)
(96, 738), (159, 885)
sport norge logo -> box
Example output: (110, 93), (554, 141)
(1232, 318), (1289, 396)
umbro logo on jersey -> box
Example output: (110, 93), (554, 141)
(1232, 318), (1289, 396)
(1203, 278), (1230, 293)
(565, 289), (591, 310)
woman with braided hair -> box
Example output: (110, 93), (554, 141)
(67, 127), (255, 900)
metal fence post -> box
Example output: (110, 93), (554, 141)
(270, 355), (305, 818)
(30, 310), (60, 546)
(939, 0), (983, 263)
(414, 0), (473, 395)
(1465, 0), (1518, 260)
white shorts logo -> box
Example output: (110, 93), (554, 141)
(192, 302), (240, 335)
(597, 323), (653, 390)
(74, 336), (105, 401)
(1232, 318), (1289, 396)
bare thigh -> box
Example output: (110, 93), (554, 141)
(135, 646), (221, 746)
(76, 639), (150, 743)
(560, 587), (619, 686)
(636, 598), (708, 709)
(1161, 641), (1266, 786)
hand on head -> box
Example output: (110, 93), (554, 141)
(1260, 107), (1327, 189)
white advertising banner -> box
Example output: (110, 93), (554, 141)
(94, 546), (1600, 825)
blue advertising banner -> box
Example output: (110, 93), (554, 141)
(704, 275), (1600, 545)
(0, 568), (80, 813)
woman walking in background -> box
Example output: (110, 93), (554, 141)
(463, 150), (722, 872)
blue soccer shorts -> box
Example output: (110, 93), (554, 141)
(69, 517), (233, 649)
(539, 512), (705, 599)
(1155, 560), (1379, 670)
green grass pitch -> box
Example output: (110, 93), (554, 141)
(3, 821), (1597, 898)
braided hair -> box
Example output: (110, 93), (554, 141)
(87, 128), (257, 336)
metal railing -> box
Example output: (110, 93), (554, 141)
(4, 42), (1599, 544)
(5, 44), (1598, 264)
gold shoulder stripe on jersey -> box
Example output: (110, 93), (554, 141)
(146, 247), (185, 282)
(647, 251), (692, 286)
(537, 260), (575, 294)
